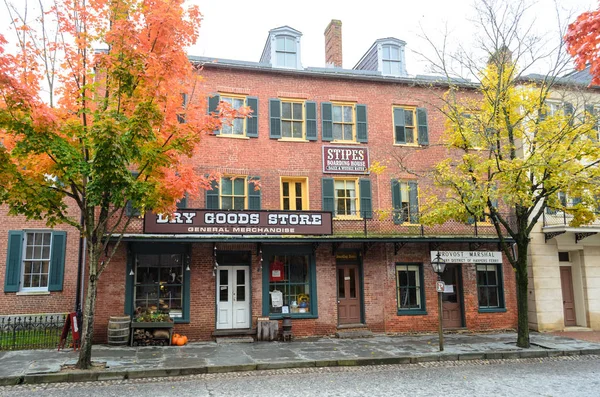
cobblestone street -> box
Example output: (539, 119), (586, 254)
(1, 355), (600, 397)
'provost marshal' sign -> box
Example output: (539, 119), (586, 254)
(323, 146), (370, 174)
(144, 210), (333, 235)
(430, 251), (503, 264)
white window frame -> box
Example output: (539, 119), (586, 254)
(333, 178), (360, 218)
(382, 44), (402, 76)
(20, 230), (53, 292)
(275, 35), (298, 69)
(332, 103), (356, 143)
(219, 95), (246, 136)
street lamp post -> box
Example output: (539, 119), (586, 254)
(431, 251), (447, 352)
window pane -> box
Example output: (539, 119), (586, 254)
(488, 287), (499, 307)
(23, 274), (31, 288)
(405, 110), (414, 126)
(383, 61), (391, 74)
(234, 197), (245, 210)
(40, 274), (48, 288)
(406, 127), (414, 143)
(333, 123), (343, 140)
(33, 246), (42, 259)
(289, 256), (308, 283)
(487, 270), (498, 285)
(221, 197), (233, 210)
(343, 124), (353, 141)
(285, 53), (296, 67)
(338, 269), (345, 299)
(478, 286), (488, 307)
(343, 106), (353, 122)
(292, 121), (303, 138)
(282, 102), (292, 119)
(43, 233), (51, 245)
(391, 46), (400, 59)
(41, 261), (49, 274)
(35, 233), (42, 245)
(296, 197), (303, 210)
(233, 178), (245, 195)
(293, 103), (303, 120)
(232, 118), (243, 135)
(221, 179), (232, 195)
(285, 37), (296, 51)
(25, 246), (33, 259)
(335, 180), (345, 190)
(42, 246), (50, 259)
(333, 105), (342, 122)
(392, 61), (401, 75)
(383, 45), (390, 59)
(295, 182), (302, 197)
(349, 268), (356, 298)
(282, 121), (292, 137)
(282, 182), (289, 197)
(276, 52), (285, 66)
(276, 37), (285, 51)
(221, 123), (232, 135)
(283, 198), (290, 210)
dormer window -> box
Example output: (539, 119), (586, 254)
(276, 36), (297, 68)
(260, 26), (303, 70)
(382, 45), (401, 75)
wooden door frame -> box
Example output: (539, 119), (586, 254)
(559, 266), (577, 327)
(335, 250), (365, 325)
(213, 250), (252, 330)
(442, 264), (466, 328)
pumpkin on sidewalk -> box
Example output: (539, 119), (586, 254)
(172, 334), (188, 346)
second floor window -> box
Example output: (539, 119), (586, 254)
(322, 102), (368, 143)
(206, 176), (261, 210)
(333, 104), (355, 141)
(394, 107), (429, 145)
(221, 177), (247, 210)
(391, 180), (419, 224)
(323, 178), (372, 219)
(281, 178), (308, 210)
(220, 96), (245, 136)
(282, 101), (304, 139)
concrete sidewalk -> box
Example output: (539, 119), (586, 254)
(1, 332), (600, 386)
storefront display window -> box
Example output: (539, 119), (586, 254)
(134, 253), (184, 319)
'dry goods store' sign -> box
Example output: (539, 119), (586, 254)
(322, 146), (370, 174)
(144, 210), (333, 235)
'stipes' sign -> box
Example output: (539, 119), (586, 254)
(144, 210), (333, 235)
(430, 251), (503, 264)
(323, 146), (370, 174)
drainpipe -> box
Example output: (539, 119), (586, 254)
(75, 210), (84, 312)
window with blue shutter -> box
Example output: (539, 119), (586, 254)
(206, 179), (220, 209)
(208, 94), (221, 135)
(48, 231), (66, 292)
(356, 104), (368, 143)
(248, 177), (261, 210)
(391, 179), (402, 224)
(321, 103), (333, 141)
(322, 178), (334, 213)
(269, 99), (282, 139)
(305, 101), (318, 141)
(246, 96), (259, 137)
(4, 231), (24, 292)
(359, 179), (372, 219)
(394, 108), (406, 144)
(416, 108), (429, 145)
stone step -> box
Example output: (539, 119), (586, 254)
(215, 337), (255, 344)
(335, 330), (374, 339)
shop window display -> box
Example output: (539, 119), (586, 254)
(134, 253), (184, 319)
(268, 254), (311, 314)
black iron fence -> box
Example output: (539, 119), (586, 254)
(0, 314), (70, 350)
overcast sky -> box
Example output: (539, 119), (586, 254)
(0, 0), (597, 76)
(188, 0), (596, 75)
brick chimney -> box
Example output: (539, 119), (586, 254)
(324, 20), (343, 68)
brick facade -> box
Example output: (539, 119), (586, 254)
(1, 33), (517, 342)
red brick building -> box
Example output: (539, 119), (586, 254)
(1, 21), (517, 342)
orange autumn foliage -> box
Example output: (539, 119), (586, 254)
(565, 5), (600, 85)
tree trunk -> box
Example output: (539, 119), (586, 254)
(515, 246), (530, 348)
(76, 246), (99, 369)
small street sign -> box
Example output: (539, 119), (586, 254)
(436, 281), (445, 293)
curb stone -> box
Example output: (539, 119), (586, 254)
(1, 348), (599, 386)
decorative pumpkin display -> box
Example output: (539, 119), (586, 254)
(171, 334), (188, 346)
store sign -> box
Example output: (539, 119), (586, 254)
(322, 145), (370, 174)
(144, 210), (333, 235)
(430, 251), (503, 264)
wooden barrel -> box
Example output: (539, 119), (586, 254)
(107, 316), (131, 345)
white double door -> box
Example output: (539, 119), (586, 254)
(216, 266), (250, 329)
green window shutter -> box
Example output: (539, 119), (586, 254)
(208, 94), (221, 135)
(48, 231), (67, 292)
(356, 104), (368, 143)
(126, 171), (140, 217)
(269, 99), (281, 139)
(359, 179), (372, 219)
(4, 231), (24, 292)
(206, 179), (220, 209)
(408, 181), (419, 224)
(391, 179), (402, 224)
(322, 178), (334, 213)
(417, 108), (429, 145)
(305, 101), (318, 141)
(176, 193), (188, 209)
(248, 176), (261, 210)
(321, 102), (333, 141)
(246, 96), (259, 137)
(394, 108), (406, 144)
